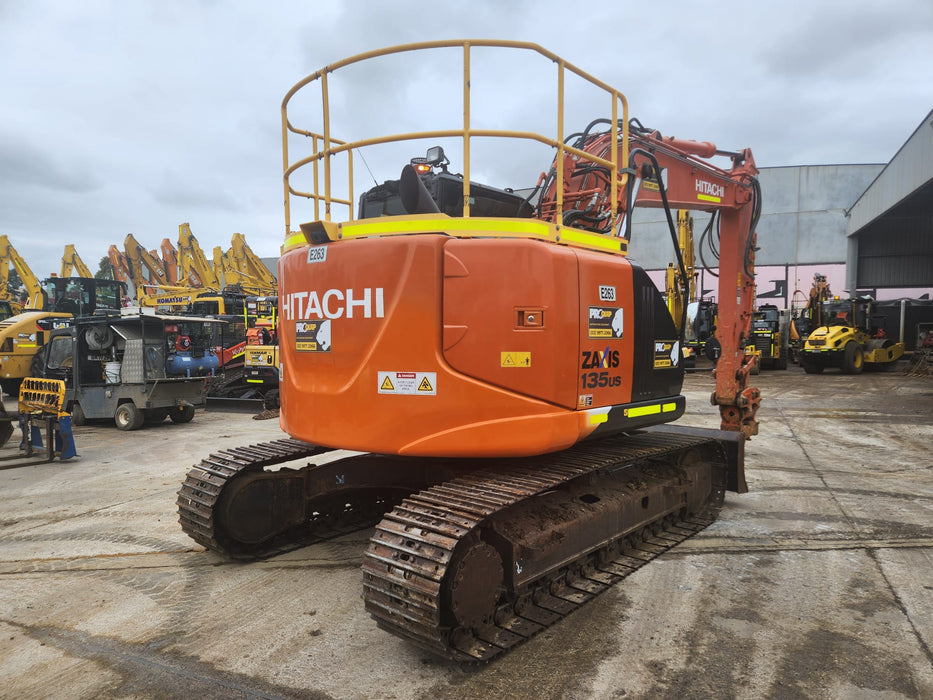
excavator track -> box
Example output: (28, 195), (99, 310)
(362, 430), (729, 663)
(177, 438), (332, 557)
(177, 438), (485, 559)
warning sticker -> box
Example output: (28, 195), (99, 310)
(500, 352), (531, 367)
(295, 319), (331, 352)
(588, 306), (624, 339)
(653, 340), (681, 369)
(377, 371), (437, 395)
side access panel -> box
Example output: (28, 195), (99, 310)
(442, 238), (580, 409)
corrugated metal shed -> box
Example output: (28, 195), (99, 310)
(628, 164), (882, 269)
(846, 109), (933, 289)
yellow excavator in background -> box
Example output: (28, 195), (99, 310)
(228, 232), (277, 295)
(212, 236), (276, 296)
(0, 234), (42, 312)
(60, 244), (95, 279)
(177, 223), (221, 290)
(124, 233), (172, 298)
(665, 210), (697, 365)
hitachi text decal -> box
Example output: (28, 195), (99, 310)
(283, 288), (384, 320)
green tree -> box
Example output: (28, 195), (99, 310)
(6, 266), (22, 299)
(96, 256), (114, 280)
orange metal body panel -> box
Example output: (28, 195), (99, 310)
(278, 235), (644, 457)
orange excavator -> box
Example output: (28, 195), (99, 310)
(177, 41), (760, 662)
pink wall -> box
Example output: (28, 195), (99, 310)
(647, 264), (932, 308)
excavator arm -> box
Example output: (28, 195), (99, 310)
(124, 233), (172, 300)
(229, 233), (277, 295)
(0, 234), (43, 309)
(177, 223), (221, 289)
(60, 245), (94, 279)
(665, 210), (696, 331)
(539, 123), (761, 437)
(108, 245), (131, 287)
(159, 239), (180, 285)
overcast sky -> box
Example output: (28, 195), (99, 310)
(1, 0), (931, 280)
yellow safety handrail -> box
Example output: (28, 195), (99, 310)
(281, 40), (629, 237)
(19, 378), (66, 417)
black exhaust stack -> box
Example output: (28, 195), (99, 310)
(399, 164), (440, 214)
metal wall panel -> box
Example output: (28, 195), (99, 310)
(628, 164), (883, 269)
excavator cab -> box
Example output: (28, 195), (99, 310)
(41, 277), (126, 317)
(358, 147), (534, 221)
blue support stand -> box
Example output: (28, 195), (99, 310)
(55, 415), (77, 460)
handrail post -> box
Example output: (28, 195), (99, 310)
(462, 43), (471, 218)
(281, 102), (291, 237)
(321, 71), (332, 221)
(556, 60), (565, 225)
(610, 96), (618, 224)
(312, 135), (321, 222)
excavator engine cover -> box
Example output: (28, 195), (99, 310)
(277, 233), (685, 458)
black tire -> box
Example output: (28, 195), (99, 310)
(114, 402), (144, 431)
(144, 408), (169, 423)
(842, 341), (864, 375)
(70, 402), (86, 427)
(29, 353), (44, 379)
(169, 405), (195, 424)
(0, 378), (22, 398)
(802, 357), (824, 374)
(262, 389), (280, 411)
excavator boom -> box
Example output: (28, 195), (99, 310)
(177, 223), (221, 289)
(0, 235), (42, 309)
(60, 245), (94, 279)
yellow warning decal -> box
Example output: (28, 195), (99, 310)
(697, 193), (721, 203)
(378, 371), (437, 396)
(500, 352), (531, 367)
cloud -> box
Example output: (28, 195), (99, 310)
(0, 0), (930, 278)
(0, 137), (101, 193)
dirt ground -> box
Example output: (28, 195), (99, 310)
(1, 365), (931, 699)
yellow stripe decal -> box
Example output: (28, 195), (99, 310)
(626, 404), (661, 418)
(588, 412), (609, 425)
(284, 232), (307, 250)
(335, 216), (627, 256)
(662, 402), (677, 412)
(697, 193), (722, 204)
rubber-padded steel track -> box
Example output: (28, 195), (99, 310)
(177, 438), (330, 555)
(362, 431), (725, 662)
